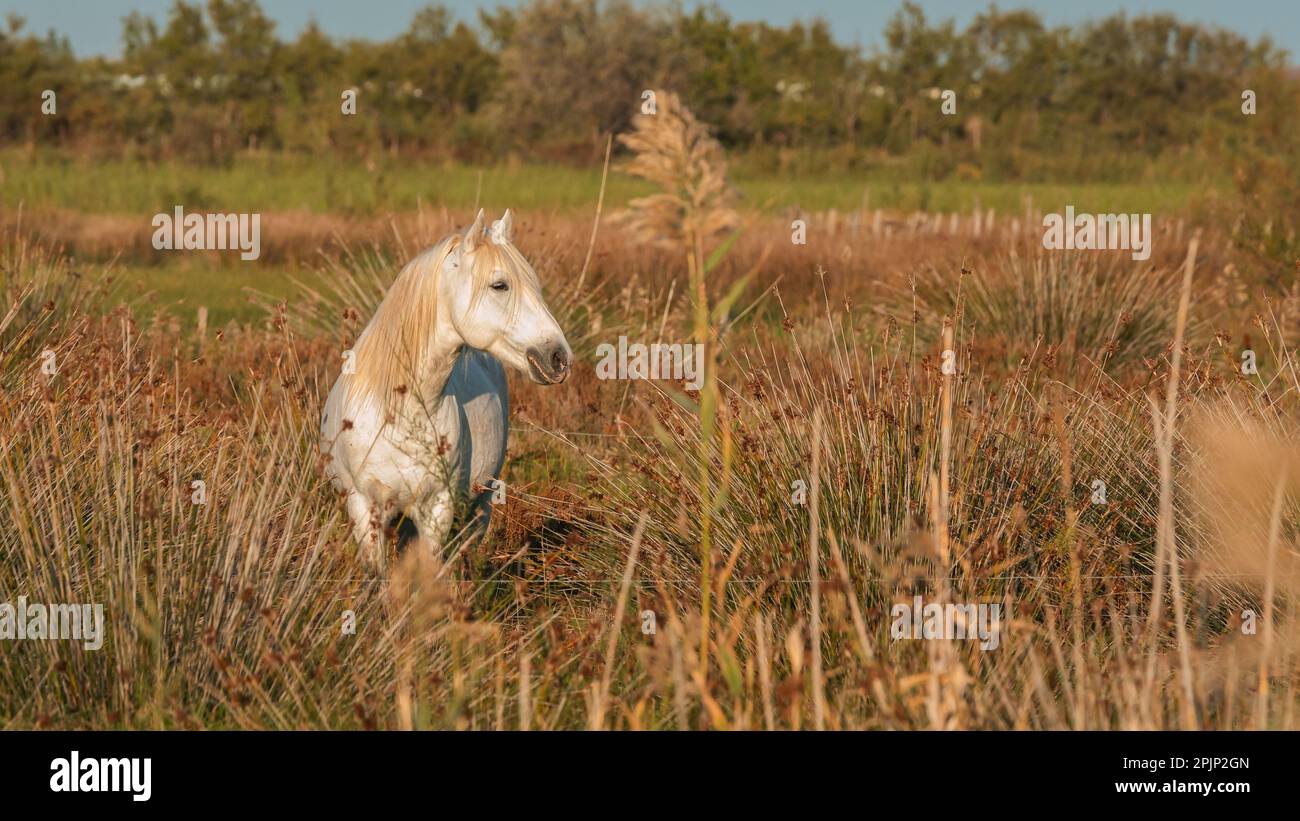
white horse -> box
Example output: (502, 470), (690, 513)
(320, 209), (572, 564)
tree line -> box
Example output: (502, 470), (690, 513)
(0, 0), (1294, 179)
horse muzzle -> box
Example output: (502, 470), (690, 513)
(526, 343), (571, 385)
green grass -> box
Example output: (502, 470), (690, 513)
(3, 149), (1217, 217)
(738, 176), (1207, 216)
(109, 261), (322, 326)
(2, 151), (650, 215)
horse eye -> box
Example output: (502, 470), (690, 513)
(490, 281), (509, 292)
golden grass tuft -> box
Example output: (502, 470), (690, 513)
(615, 89), (738, 251)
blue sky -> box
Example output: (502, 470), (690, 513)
(8, 0), (1297, 60)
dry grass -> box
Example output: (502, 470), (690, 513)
(615, 89), (738, 251)
(1, 196), (1298, 729)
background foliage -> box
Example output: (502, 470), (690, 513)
(1, 0), (1295, 180)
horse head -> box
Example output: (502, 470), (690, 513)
(442, 209), (572, 384)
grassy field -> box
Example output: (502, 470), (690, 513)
(2, 149), (1217, 217)
(2, 149), (1226, 327)
(1, 138), (1296, 730)
(3, 206), (1298, 729)
(107, 262), (315, 325)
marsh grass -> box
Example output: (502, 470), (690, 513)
(907, 250), (1185, 378)
(1, 210), (1298, 729)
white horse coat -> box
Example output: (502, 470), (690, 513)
(320, 210), (571, 562)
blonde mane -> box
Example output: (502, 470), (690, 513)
(345, 231), (542, 411)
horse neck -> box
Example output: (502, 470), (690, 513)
(351, 243), (464, 411)
(413, 319), (463, 402)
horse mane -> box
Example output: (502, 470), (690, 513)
(345, 230), (541, 412)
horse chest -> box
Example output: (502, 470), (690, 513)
(324, 350), (509, 509)
(343, 402), (466, 507)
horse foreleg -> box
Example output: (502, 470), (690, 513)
(345, 489), (384, 568)
(409, 488), (455, 558)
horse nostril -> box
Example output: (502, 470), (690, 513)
(551, 347), (569, 373)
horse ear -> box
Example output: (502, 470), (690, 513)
(463, 208), (487, 251)
(489, 209), (514, 245)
